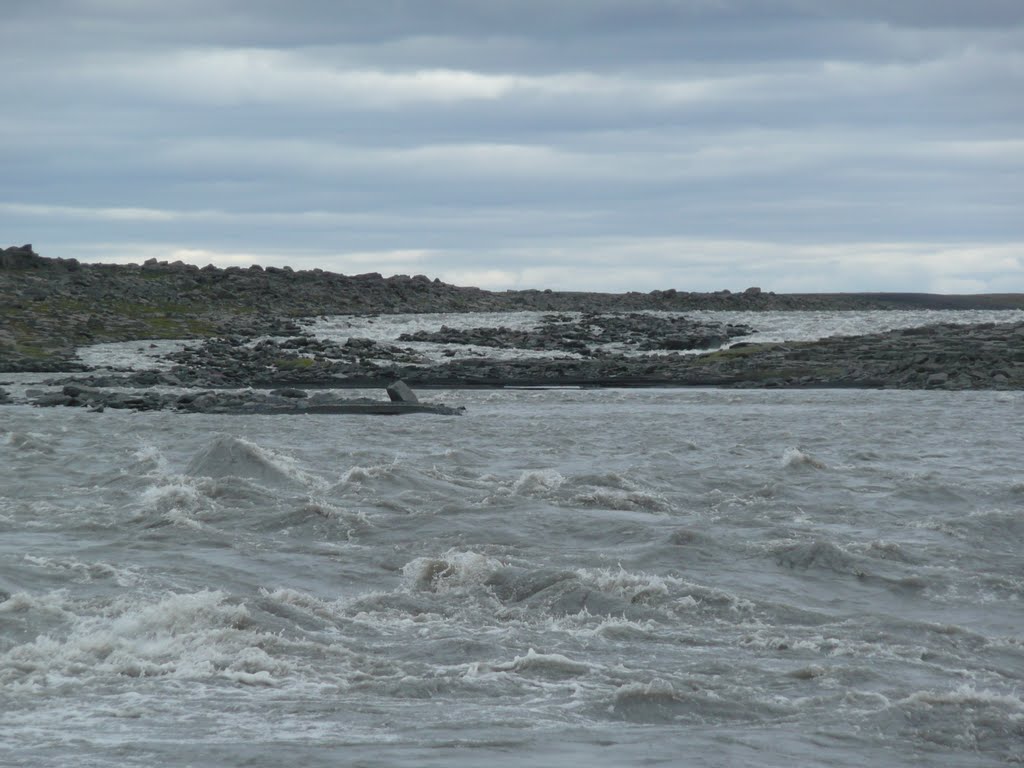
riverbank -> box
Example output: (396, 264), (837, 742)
(3, 244), (1023, 390)
(4, 244), (1024, 374)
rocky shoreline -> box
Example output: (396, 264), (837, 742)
(4, 380), (463, 416)
(1, 378), (460, 415)
(3, 244), (1024, 394)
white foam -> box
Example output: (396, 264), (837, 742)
(339, 460), (398, 485)
(886, 684), (1024, 757)
(0, 590), (293, 690)
(4, 430), (58, 455)
(511, 469), (565, 495)
(570, 488), (671, 513)
(21, 555), (140, 587)
(402, 549), (504, 592)
(591, 616), (660, 641)
(131, 443), (168, 467)
(133, 470), (214, 527)
(478, 648), (591, 678)
(610, 678), (681, 717)
(0, 589), (73, 617)
(259, 587), (344, 620)
(140, 481), (203, 512)
(781, 447), (827, 469)
(161, 507), (205, 530)
(299, 500), (373, 531)
(576, 565), (683, 604)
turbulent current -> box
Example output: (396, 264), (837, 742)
(2, 313), (1024, 767)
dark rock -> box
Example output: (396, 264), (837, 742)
(345, 337), (376, 350)
(398, 312), (750, 355)
(1, 244), (42, 269)
(62, 384), (103, 403)
(386, 380), (419, 403)
(270, 387), (308, 398)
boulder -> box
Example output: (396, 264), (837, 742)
(345, 337), (376, 350)
(386, 380), (419, 403)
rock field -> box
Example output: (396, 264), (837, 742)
(3, 244), (1024, 395)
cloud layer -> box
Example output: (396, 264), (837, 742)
(1, 1), (1021, 292)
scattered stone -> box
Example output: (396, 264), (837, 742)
(397, 313), (751, 355)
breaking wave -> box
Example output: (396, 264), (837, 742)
(186, 434), (320, 489)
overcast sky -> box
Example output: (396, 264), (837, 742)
(2, 0), (1022, 293)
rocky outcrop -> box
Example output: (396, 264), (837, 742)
(381, 320), (1024, 390)
(0, 244), (50, 269)
(397, 312), (752, 354)
(0, 245), (494, 371)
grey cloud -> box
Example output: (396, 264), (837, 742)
(8, 1), (1023, 57)
(0, 0), (1020, 292)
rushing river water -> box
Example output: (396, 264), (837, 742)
(2, 312), (1023, 767)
